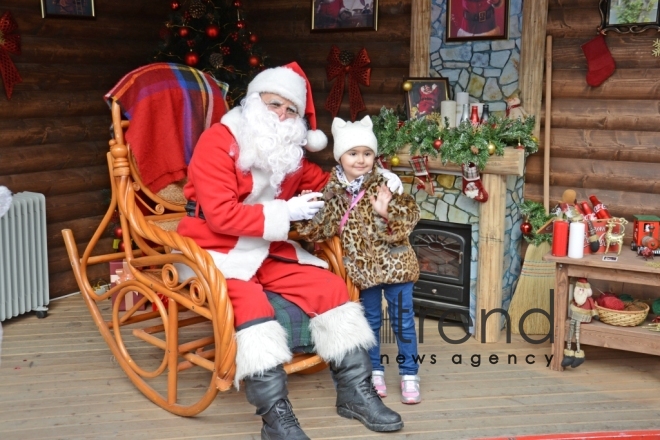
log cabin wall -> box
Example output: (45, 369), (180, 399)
(0, 0), (167, 298)
(246, 0), (412, 169)
(525, 0), (660, 230)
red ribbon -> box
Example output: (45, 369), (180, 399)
(325, 45), (371, 122)
(0, 11), (22, 100)
(506, 103), (520, 117)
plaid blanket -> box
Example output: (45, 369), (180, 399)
(265, 291), (315, 353)
(105, 63), (229, 193)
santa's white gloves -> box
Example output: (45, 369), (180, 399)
(286, 192), (324, 221)
(377, 168), (404, 195)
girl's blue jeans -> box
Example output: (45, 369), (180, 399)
(360, 282), (419, 375)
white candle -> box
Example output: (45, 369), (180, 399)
(440, 100), (457, 128)
(568, 221), (585, 259)
(456, 92), (470, 106)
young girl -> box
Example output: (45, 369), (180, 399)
(295, 116), (422, 404)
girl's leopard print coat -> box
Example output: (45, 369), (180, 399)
(294, 168), (420, 290)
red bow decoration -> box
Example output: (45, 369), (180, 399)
(0, 11), (22, 100)
(325, 45), (371, 122)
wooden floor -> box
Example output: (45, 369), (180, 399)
(2, 295), (660, 440)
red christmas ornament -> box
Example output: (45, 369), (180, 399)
(520, 221), (533, 236)
(184, 51), (199, 66)
(113, 226), (123, 239)
(118, 241), (126, 253)
(248, 55), (260, 68)
(236, 20), (245, 29)
(249, 33), (258, 44)
(205, 24), (219, 38)
(0, 11), (22, 100)
(178, 27), (190, 38)
(433, 139), (442, 150)
(171, 0), (181, 10)
(233, 0), (242, 7)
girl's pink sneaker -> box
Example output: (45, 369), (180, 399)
(371, 370), (387, 398)
(400, 375), (421, 404)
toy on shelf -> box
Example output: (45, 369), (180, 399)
(604, 217), (628, 255)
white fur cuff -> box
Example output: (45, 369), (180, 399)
(234, 320), (292, 388)
(309, 301), (376, 365)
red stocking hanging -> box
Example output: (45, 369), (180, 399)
(409, 155), (434, 195)
(461, 163), (488, 203)
(581, 34), (615, 87)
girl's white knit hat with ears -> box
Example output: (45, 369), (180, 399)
(0, 186), (12, 218)
(246, 61), (327, 152)
(331, 116), (378, 162)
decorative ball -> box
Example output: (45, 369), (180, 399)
(248, 55), (260, 68)
(390, 156), (400, 166)
(433, 139), (442, 150)
(209, 52), (224, 69)
(487, 141), (496, 155)
(206, 24), (220, 39)
(531, 136), (539, 143)
(249, 33), (258, 44)
(184, 51), (199, 66)
(520, 221), (533, 236)
(233, 0), (242, 6)
(113, 226), (123, 239)
(189, 0), (206, 19)
(178, 27), (189, 38)
(236, 20), (246, 29)
(118, 241), (126, 253)
(171, 0), (181, 10)
(402, 81), (413, 92)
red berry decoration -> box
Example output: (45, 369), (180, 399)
(236, 20), (245, 29)
(233, 0), (242, 7)
(113, 226), (123, 239)
(520, 221), (533, 236)
(184, 51), (199, 66)
(248, 55), (260, 68)
(186, 39), (196, 48)
(178, 27), (189, 38)
(433, 139), (442, 150)
(205, 24), (219, 39)
(249, 33), (258, 44)
(171, 0), (181, 10)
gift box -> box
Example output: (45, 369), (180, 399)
(582, 219), (620, 254)
(109, 259), (147, 311)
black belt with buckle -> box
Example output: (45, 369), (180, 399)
(185, 200), (206, 220)
(463, 8), (493, 22)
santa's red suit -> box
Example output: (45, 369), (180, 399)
(417, 85), (441, 116)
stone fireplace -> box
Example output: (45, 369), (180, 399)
(395, 148), (525, 341)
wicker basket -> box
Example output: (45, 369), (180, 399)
(596, 301), (649, 327)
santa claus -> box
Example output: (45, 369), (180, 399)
(177, 63), (403, 439)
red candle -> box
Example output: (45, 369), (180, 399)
(552, 220), (570, 257)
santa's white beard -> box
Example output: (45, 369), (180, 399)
(235, 93), (307, 192)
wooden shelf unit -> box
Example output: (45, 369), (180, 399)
(544, 250), (660, 371)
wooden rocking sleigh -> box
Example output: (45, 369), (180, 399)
(61, 63), (358, 416)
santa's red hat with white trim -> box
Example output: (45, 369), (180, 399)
(247, 62), (327, 152)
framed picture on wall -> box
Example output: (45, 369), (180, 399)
(404, 77), (450, 120)
(598, 0), (660, 34)
(41, 0), (96, 18)
(311, 0), (378, 32)
(446, 0), (509, 42)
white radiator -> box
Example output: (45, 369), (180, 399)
(0, 192), (49, 321)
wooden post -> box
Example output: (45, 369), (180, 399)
(409, 0), (431, 77)
(519, 0), (549, 139)
(475, 174), (507, 342)
(544, 35), (553, 213)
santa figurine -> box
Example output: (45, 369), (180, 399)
(562, 278), (598, 368)
(417, 84), (441, 117)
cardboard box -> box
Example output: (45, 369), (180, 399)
(583, 219), (621, 254)
(632, 215), (660, 248)
(109, 259), (147, 311)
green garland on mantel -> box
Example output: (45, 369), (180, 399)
(371, 107), (539, 170)
(519, 200), (555, 247)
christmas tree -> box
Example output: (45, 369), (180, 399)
(154, 0), (268, 107)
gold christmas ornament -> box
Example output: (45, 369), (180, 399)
(487, 141), (496, 155)
(531, 135), (539, 143)
(390, 156), (400, 166)
(402, 81), (412, 92)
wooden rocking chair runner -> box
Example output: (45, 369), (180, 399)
(61, 71), (358, 417)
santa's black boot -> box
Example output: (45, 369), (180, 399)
(244, 365), (310, 440)
(331, 348), (404, 432)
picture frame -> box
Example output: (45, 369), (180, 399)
(446, 0), (509, 42)
(311, 0), (378, 32)
(404, 77), (450, 120)
(598, 0), (660, 34)
(41, 0), (96, 19)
